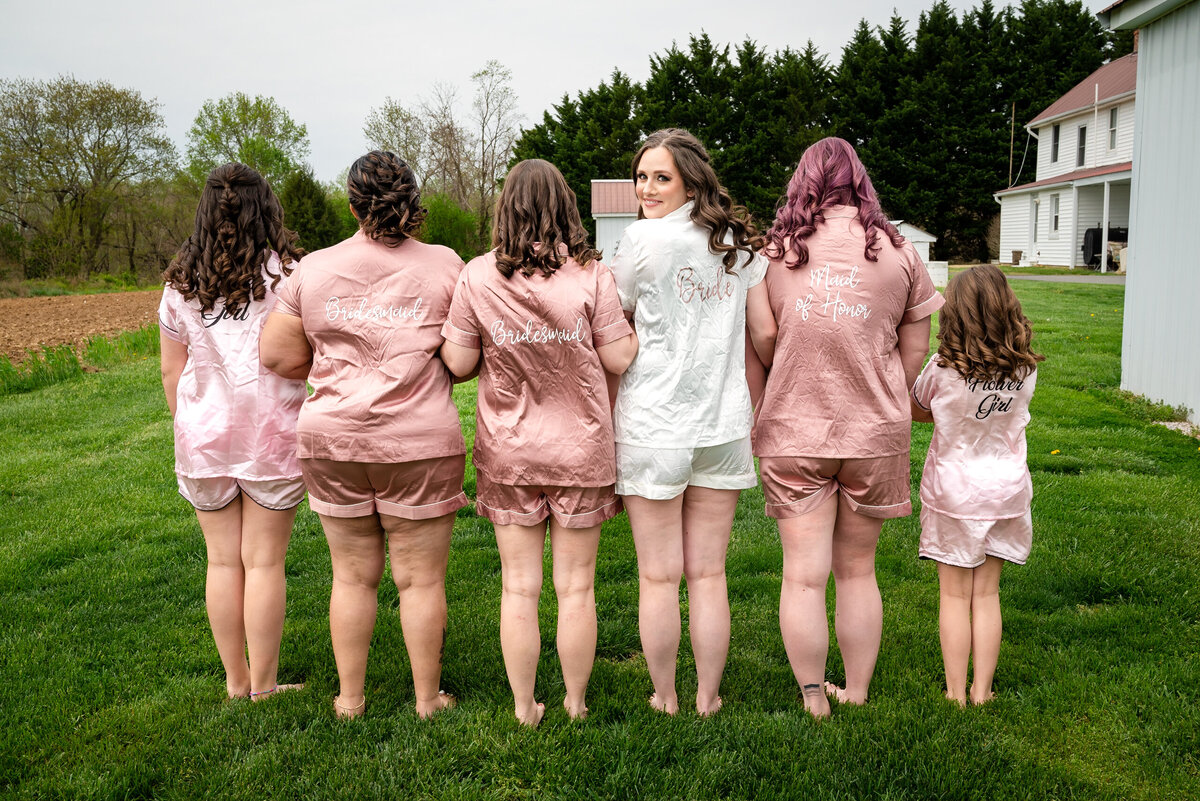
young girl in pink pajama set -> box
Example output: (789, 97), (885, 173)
(159, 163), (307, 702)
(440, 159), (638, 726)
(911, 264), (1043, 706)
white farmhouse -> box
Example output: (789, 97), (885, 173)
(994, 53), (1137, 270)
(1099, 0), (1200, 423)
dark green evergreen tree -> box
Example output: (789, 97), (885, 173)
(509, 0), (1126, 261)
(511, 71), (644, 237)
(279, 168), (342, 251)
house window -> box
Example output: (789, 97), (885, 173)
(1033, 198), (1039, 243)
(1051, 195), (1060, 233)
(1077, 125), (1087, 167)
(1109, 108), (1118, 149)
(1051, 124), (1061, 162)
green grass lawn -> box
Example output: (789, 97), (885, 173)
(1, 282), (1197, 800)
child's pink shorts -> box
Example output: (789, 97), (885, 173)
(758, 453), (912, 520)
(475, 473), (621, 529)
(300, 455), (467, 520)
(177, 475), (306, 512)
(919, 507), (1032, 567)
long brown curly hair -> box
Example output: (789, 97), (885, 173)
(632, 129), (763, 274)
(163, 163), (304, 315)
(347, 150), (427, 244)
(492, 159), (600, 278)
(937, 264), (1044, 383)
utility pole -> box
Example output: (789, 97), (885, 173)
(1009, 102), (1016, 185)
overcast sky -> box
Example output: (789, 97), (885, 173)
(2, 0), (1037, 182)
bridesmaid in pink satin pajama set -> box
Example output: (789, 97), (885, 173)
(441, 159), (637, 726)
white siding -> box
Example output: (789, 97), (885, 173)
(1107, 101), (1137, 162)
(1035, 189), (1073, 266)
(1122, 0), (1200, 421)
(998, 194), (1031, 264)
(595, 214), (635, 263)
(1034, 103), (1135, 181)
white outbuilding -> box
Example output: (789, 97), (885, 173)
(590, 180), (638, 262)
(1099, 0), (1200, 422)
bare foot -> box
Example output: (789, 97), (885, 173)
(696, 695), (723, 718)
(945, 690), (967, 708)
(970, 688), (995, 706)
(227, 680), (251, 700)
(416, 690), (456, 720)
(563, 698), (588, 720)
(801, 684), (830, 719)
(825, 682), (867, 705)
(516, 700), (545, 728)
(334, 694), (366, 720)
(649, 692), (679, 715)
(251, 683), (305, 702)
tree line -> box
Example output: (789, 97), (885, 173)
(514, 0), (1131, 261)
(0, 0), (1130, 282)
(0, 61), (519, 281)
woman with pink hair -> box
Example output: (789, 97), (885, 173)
(752, 137), (942, 717)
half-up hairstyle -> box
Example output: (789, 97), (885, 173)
(937, 264), (1044, 383)
(765, 137), (905, 270)
(347, 150), (427, 243)
(163, 163), (304, 315)
(632, 128), (763, 274)
(493, 159), (600, 278)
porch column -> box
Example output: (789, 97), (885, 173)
(1100, 180), (1111, 274)
(1069, 184), (1079, 269)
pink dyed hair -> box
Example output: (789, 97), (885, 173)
(765, 137), (904, 269)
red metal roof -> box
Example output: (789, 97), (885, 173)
(591, 180), (638, 215)
(996, 161), (1132, 195)
(1029, 53), (1137, 125)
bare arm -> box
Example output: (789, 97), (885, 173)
(910, 397), (934, 423)
(260, 312), (313, 380)
(440, 339), (481, 378)
(597, 331), (638, 376)
(897, 317), (932, 391)
(160, 335), (188, 418)
(746, 281), (777, 368)
(604, 311), (637, 411)
(745, 332), (768, 412)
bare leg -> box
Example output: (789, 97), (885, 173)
(495, 521), (549, 726)
(383, 512), (455, 719)
(778, 494), (837, 718)
(937, 562), (974, 707)
(320, 513), (386, 718)
(239, 496), (298, 697)
(549, 521), (601, 719)
(828, 496), (884, 705)
(969, 556), (1004, 705)
(681, 486), (739, 716)
(624, 493), (685, 715)
(196, 497), (250, 699)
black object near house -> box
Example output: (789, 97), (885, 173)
(1082, 225), (1128, 269)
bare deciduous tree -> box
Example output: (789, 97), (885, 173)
(421, 83), (475, 209)
(470, 60), (522, 244)
(360, 61), (521, 247)
(362, 98), (429, 188)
